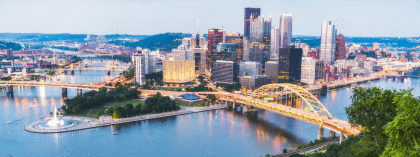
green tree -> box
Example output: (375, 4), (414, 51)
(381, 89), (420, 156)
(283, 149), (288, 154)
(345, 87), (400, 156)
(206, 94), (217, 105)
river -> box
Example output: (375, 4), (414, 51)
(1, 72), (419, 156)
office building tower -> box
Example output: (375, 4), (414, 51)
(244, 8), (261, 39)
(278, 47), (302, 83)
(320, 21), (337, 64)
(248, 15), (271, 66)
(208, 28), (225, 67)
(132, 51), (146, 85)
(301, 57), (316, 84)
(226, 34), (244, 63)
(137, 47), (156, 74)
(191, 26), (206, 49)
(271, 28), (280, 56)
(163, 60), (195, 83)
(279, 14), (293, 48)
(209, 45), (236, 69)
(243, 38), (249, 60)
(171, 45), (194, 61)
(182, 38), (191, 49)
(193, 48), (207, 76)
(6, 49), (13, 59)
(239, 61), (262, 77)
(265, 60), (279, 83)
(315, 60), (326, 81)
(335, 33), (346, 60)
(211, 60), (237, 83)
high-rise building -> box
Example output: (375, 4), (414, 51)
(239, 61), (262, 77)
(6, 49), (13, 59)
(163, 60), (195, 83)
(315, 60), (326, 82)
(211, 60), (237, 83)
(270, 28), (280, 56)
(279, 14), (292, 48)
(208, 28), (225, 67)
(320, 21), (337, 64)
(182, 38), (191, 49)
(171, 45), (194, 61)
(137, 47), (156, 74)
(335, 33), (346, 60)
(193, 48), (207, 76)
(209, 45), (237, 69)
(191, 26), (206, 49)
(226, 34), (244, 63)
(244, 8), (261, 39)
(248, 15), (271, 66)
(132, 51), (146, 85)
(301, 57), (316, 84)
(265, 60), (279, 83)
(278, 47), (302, 83)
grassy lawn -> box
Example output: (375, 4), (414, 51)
(68, 99), (144, 119)
(174, 100), (209, 107)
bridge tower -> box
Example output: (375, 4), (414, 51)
(107, 63), (111, 75)
(70, 64), (74, 75)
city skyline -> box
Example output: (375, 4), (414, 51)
(1, 0), (420, 37)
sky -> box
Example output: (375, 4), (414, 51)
(0, 0), (420, 37)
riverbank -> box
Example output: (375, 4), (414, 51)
(25, 104), (229, 133)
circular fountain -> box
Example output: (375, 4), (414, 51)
(25, 106), (89, 133)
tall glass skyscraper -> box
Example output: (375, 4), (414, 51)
(248, 15), (271, 68)
(320, 21), (337, 64)
(279, 14), (292, 48)
(244, 8), (261, 39)
(270, 28), (280, 57)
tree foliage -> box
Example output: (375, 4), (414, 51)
(63, 86), (139, 114)
(381, 89), (420, 156)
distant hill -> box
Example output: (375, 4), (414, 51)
(0, 41), (22, 50)
(0, 33), (148, 42)
(110, 33), (192, 52)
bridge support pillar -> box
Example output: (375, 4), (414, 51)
(242, 105), (249, 114)
(6, 86), (14, 97)
(71, 70), (74, 75)
(61, 88), (68, 99)
(393, 77), (396, 81)
(76, 89), (82, 95)
(401, 77), (405, 82)
(232, 100), (235, 110)
(329, 130), (336, 139)
(317, 126), (324, 140)
(339, 131), (345, 144)
(107, 71), (110, 75)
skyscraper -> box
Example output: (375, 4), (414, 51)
(208, 27), (226, 68)
(335, 33), (346, 60)
(320, 21), (337, 64)
(248, 15), (271, 66)
(301, 57), (316, 84)
(279, 14), (292, 48)
(244, 8), (261, 39)
(132, 51), (146, 85)
(270, 28), (279, 57)
(278, 46), (302, 83)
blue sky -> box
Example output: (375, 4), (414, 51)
(0, 0), (419, 37)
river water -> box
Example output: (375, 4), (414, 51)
(1, 71), (419, 156)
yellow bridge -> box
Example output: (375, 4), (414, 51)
(58, 61), (130, 72)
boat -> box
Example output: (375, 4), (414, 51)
(113, 131), (118, 135)
(6, 121), (12, 124)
